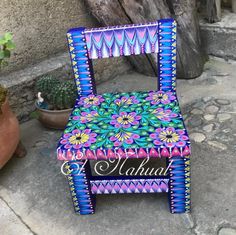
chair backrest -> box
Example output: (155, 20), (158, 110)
(67, 18), (176, 96)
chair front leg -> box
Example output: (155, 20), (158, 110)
(65, 160), (96, 215)
(167, 155), (190, 213)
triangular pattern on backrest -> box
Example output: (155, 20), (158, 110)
(66, 19), (176, 96)
(84, 22), (159, 58)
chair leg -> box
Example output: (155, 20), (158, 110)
(167, 155), (190, 213)
(65, 160), (96, 215)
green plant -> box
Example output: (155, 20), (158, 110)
(50, 80), (77, 110)
(36, 75), (60, 100)
(0, 32), (15, 68)
(0, 32), (15, 109)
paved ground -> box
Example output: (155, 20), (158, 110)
(0, 57), (236, 235)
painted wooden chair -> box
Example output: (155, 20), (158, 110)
(57, 18), (191, 215)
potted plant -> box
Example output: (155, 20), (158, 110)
(0, 33), (24, 168)
(35, 76), (77, 129)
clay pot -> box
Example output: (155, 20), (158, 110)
(0, 98), (20, 168)
(35, 102), (72, 129)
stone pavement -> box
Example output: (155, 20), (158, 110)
(0, 57), (236, 235)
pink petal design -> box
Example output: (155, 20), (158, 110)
(64, 144), (71, 149)
(66, 150), (73, 160)
(138, 148), (147, 158)
(114, 141), (121, 147)
(182, 135), (189, 141)
(84, 129), (91, 134)
(90, 138), (96, 143)
(166, 142), (175, 148)
(149, 148), (158, 157)
(72, 129), (80, 134)
(117, 149), (125, 158)
(132, 134), (140, 139)
(127, 149), (136, 158)
(154, 140), (162, 146)
(73, 116), (80, 120)
(162, 100), (170, 105)
(183, 146), (191, 156)
(97, 149), (106, 159)
(177, 129), (185, 135)
(125, 139), (133, 144)
(176, 141), (186, 147)
(161, 148), (170, 157)
(86, 149), (96, 159)
(132, 120), (139, 125)
(110, 136), (116, 141)
(172, 147), (181, 157)
(107, 149), (116, 158)
(150, 133), (156, 139)
(76, 150), (83, 159)
(60, 139), (68, 144)
(166, 127), (175, 132)
(110, 120), (117, 125)
(73, 144), (81, 149)
(63, 133), (71, 138)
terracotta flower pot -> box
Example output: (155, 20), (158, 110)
(0, 98), (20, 168)
(35, 102), (72, 129)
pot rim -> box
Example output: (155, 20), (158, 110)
(35, 101), (73, 113)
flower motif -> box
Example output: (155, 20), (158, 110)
(60, 129), (97, 149)
(114, 96), (139, 106)
(150, 127), (189, 148)
(72, 111), (98, 123)
(110, 111), (141, 128)
(152, 108), (178, 121)
(110, 132), (140, 146)
(79, 94), (104, 108)
(145, 91), (176, 105)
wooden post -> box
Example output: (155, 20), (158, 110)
(85, 0), (206, 79)
(207, 0), (221, 23)
(232, 0), (236, 13)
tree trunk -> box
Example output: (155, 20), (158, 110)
(207, 0), (221, 23)
(168, 0), (206, 78)
(85, 0), (205, 79)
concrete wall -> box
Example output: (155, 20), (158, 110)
(0, 0), (98, 73)
(200, 10), (236, 60)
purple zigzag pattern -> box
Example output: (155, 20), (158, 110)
(84, 22), (159, 59)
(90, 179), (169, 194)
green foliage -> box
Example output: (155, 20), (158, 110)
(0, 32), (16, 68)
(0, 32), (15, 112)
(50, 80), (77, 110)
(36, 76), (60, 100)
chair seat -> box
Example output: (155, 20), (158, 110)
(57, 90), (191, 160)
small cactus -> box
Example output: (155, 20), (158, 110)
(36, 76), (60, 100)
(50, 80), (77, 110)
